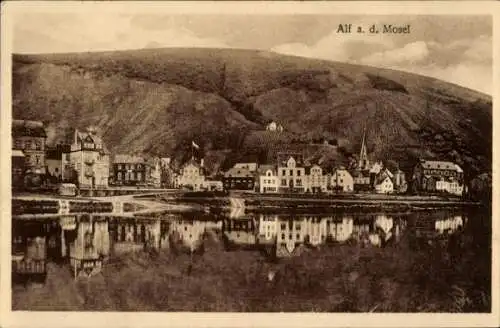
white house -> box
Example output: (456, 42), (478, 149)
(258, 165), (279, 193)
(266, 121), (283, 132)
(62, 127), (110, 188)
(374, 175), (394, 194)
(304, 165), (328, 193)
(176, 159), (205, 191)
(330, 168), (354, 192)
(327, 217), (354, 242)
(277, 156), (306, 192)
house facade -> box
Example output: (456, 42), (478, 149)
(304, 165), (328, 193)
(330, 168), (354, 192)
(412, 160), (464, 195)
(266, 121), (283, 132)
(62, 127), (110, 188)
(351, 170), (371, 191)
(257, 165), (279, 193)
(223, 167), (255, 190)
(277, 156), (306, 193)
(112, 155), (148, 185)
(374, 175), (394, 194)
(176, 160), (205, 191)
(12, 120), (47, 175)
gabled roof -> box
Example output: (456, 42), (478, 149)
(375, 174), (392, 185)
(12, 120), (47, 138)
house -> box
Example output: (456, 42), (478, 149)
(374, 172), (394, 194)
(62, 127), (110, 188)
(436, 176), (464, 196)
(256, 164), (279, 193)
(12, 150), (25, 189)
(223, 167), (255, 190)
(277, 156), (306, 193)
(45, 144), (71, 183)
(258, 214), (278, 243)
(304, 165), (328, 193)
(412, 159), (464, 195)
(176, 159), (205, 191)
(112, 155), (147, 186)
(330, 167), (354, 192)
(266, 121), (283, 132)
(351, 170), (371, 191)
(12, 120), (47, 175)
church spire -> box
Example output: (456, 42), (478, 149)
(358, 126), (369, 170)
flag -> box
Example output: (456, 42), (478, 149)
(192, 141), (200, 149)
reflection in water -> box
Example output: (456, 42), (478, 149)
(12, 211), (469, 283)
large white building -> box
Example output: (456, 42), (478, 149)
(62, 127), (110, 188)
(304, 165), (328, 193)
(176, 159), (205, 191)
(258, 165), (279, 193)
(277, 156), (306, 192)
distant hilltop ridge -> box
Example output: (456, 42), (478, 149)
(11, 47), (492, 178)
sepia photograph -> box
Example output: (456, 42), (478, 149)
(1, 1), (498, 327)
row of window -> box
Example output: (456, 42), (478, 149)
(422, 169), (459, 177)
(116, 164), (144, 170)
(117, 172), (143, 181)
(13, 138), (43, 151)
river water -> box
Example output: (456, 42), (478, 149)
(11, 207), (491, 312)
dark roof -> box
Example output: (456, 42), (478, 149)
(419, 160), (459, 171)
(224, 167), (253, 178)
(12, 120), (47, 138)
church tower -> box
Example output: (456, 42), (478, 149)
(358, 128), (370, 170)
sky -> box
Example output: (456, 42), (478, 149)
(13, 13), (492, 94)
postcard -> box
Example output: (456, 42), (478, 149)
(1, 1), (499, 327)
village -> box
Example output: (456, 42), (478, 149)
(12, 119), (466, 198)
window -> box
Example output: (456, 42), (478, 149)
(281, 233), (285, 240)
(296, 179), (302, 186)
(297, 170), (301, 176)
(282, 169), (286, 176)
(296, 234), (300, 239)
(281, 179), (287, 186)
(289, 169), (293, 176)
(281, 223), (286, 230)
(118, 172), (122, 180)
(35, 155), (40, 165)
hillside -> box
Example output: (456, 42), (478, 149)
(12, 48), (492, 178)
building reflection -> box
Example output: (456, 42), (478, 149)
(11, 211), (468, 283)
(170, 219), (222, 253)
